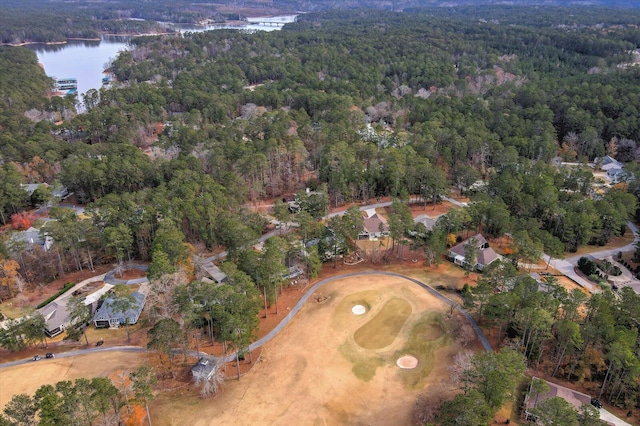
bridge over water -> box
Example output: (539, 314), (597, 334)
(246, 15), (298, 26)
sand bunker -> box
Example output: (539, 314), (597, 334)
(396, 355), (418, 369)
(352, 305), (366, 315)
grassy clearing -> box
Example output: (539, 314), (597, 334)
(338, 341), (385, 382)
(0, 302), (24, 320)
(571, 226), (634, 257)
(395, 312), (450, 390)
(354, 298), (411, 349)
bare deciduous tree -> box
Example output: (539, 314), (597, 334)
(448, 350), (474, 388)
(413, 383), (449, 424)
(146, 270), (187, 323)
(446, 314), (476, 347)
(193, 357), (225, 398)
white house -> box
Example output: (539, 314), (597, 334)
(600, 155), (624, 171)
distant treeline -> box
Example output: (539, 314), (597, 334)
(0, 0), (238, 44)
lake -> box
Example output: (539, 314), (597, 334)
(26, 15), (298, 99)
(27, 36), (129, 97)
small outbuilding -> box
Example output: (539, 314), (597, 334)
(201, 263), (227, 284)
(191, 357), (218, 380)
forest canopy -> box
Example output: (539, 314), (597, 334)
(2, 6), (640, 280)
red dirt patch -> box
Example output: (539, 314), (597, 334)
(118, 268), (147, 280)
(6, 265), (113, 312)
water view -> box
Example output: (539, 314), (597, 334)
(173, 15), (298, 33)
(26, 36), (130, 97)
(25, 15), (298, 98)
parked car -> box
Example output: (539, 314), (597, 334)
(591, 398), (603, 409)
(95, 339), (104, 347)
(45, 353), (54, 359)
(33, 355), (41, 361)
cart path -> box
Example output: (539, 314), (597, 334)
(234, 270), (491, 362)
(2, 271), (490, 368)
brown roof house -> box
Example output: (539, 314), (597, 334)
(448, 234), (499, 271)
(359, 210), (389, 239)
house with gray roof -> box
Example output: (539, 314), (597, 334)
(38, 297), (72, 337)
(201, 263), (227, 284)
(599, 155), (624, 171)
(606, 167), (634, 184)
(93, 291), (146, 328)
(448, 234), (499, 271)
(10, 226), (54, 252)
(191, 357), (219, 380)
(20, 183), (69, 200)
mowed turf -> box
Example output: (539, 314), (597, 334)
(395, 312), (449, 389)
(354, 297), (412, 349)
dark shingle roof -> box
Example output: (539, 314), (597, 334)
(93, 291), (146, 324)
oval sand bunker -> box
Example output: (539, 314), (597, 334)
(396, 355), (418, 369)
(352, 305), (366, 315)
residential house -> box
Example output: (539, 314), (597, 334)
(283, 265), (303, 280)
(38, 297), (72, 337)
(408, 216), (437, 238)
(448, 234), (499, 271)
(10, 226), (54, 252)
(360, 213), (389, 239)
(599, 155), (624, 171)
(93, 291), (146, 328)
(21, 183), (69, 200)
(606, 167), (631, 184)
(414, 216), (436, 232)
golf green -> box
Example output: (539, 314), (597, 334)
(353, 297), (411, 349)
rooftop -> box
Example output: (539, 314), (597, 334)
(93, 291), (146, 324)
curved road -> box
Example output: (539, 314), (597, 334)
(0, 345), (147, 369)
(2, 271), (490, 368)
(542, 221), (640, 295)
(221, 270), (491, 362)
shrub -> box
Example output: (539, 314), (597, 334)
(578, 257), (597, 276)
(36, 282), (75, 309)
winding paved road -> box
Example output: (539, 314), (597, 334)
(542, 221), (640, 295)
(2, 271), (490, 368)
(0, 345), (147, 369)
(218, 270), (491, 363)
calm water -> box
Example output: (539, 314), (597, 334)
(26, 36), (130, 97)
(175, 15), (298, 33)
(26, 15), (297, 98)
